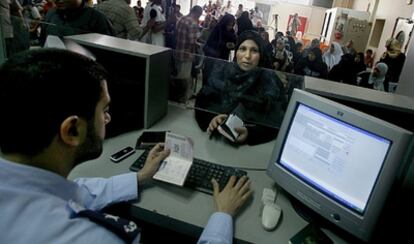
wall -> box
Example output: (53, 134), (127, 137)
(269, 2), (327, 39)
(397, 32), (414, 96)
(333, 0), (353, 8)
(352, 0), (373, 12)
(353, 0), (414, 62)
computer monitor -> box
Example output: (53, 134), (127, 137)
(267, 89), (413, 242)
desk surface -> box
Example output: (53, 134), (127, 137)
(68, 104), (346, 244)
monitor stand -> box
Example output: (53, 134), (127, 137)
(288, 194), (363, 243)
(289, 195), (331, 228)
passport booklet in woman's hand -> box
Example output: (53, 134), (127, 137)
(217, 114), (244, 142)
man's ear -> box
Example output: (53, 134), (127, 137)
(60, 116), (86, 147)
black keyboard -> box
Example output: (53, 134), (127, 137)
(130, 149), (248, 194)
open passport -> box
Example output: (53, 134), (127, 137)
(153, 132), (194, 186)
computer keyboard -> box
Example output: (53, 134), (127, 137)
(130, 149), (248, 194)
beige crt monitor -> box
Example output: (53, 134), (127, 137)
(267, 89), (413, 242)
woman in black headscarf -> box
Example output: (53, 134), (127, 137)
(203, 14), (237, 60)
(196, 30), (287, 145)
(236, 11), (254, 36)
(294, 47), (328, 79)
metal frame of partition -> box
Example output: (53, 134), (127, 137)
(0, 14), (7, 65)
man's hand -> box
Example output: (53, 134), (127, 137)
(211, 176), (252, 217)
(137, 143), (170, 185)
(234, 127), (248, 144)
(207, 114), (228, 134)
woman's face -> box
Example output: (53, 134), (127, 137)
(276, 40), (284, 50)
(308, 52), (316, 62)
(236, 39), (260, 71)
(226, 20), (235, 31)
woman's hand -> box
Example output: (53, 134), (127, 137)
(207, 114), (228, 134)
(226, 42), (235, 49)
(234, 127), (248, 144)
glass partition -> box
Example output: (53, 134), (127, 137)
(171, 52), (305, 145)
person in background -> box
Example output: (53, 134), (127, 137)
(199, 17), (217, 44)
(174, 5), (203, 102)
(40, 0), (114, 45)
(203, 13), (236, 61)
(236, 11), (253, 36)
(342, 39), (356, 56)
(133, 0), (144, 24)
(235, 3), (243, 18)
(96, 0), (152, 41)
(196, 31), (286, 145)
(202, 13), (236, 85)
(0, 48), (252, 244)
(174, 4), (183, 19)
(302, 38), (319, 57)
(322, 42), (343, 71)
(295, 47), (328, 79)
(221, 0), (232, 15)
(273, 37), (293, 73)
(292, 42), (303, 65)
(141, 0), (166, 46)
(354, 52), (366, 74)
(250, 6), (263, 27)
(364, 49), (374, 69)
(0, 0), (14, 58)
(380, 38), (406, 92)
(358, 62), (388, 91)
(288, 13), (300, 37)
(164, 3), (182, 48)
(260, 31), (273, 56)
(328, 53), (358, 85)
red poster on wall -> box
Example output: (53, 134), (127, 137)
(287, 15), (307, 35)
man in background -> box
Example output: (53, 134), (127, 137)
(96, 0), (152, 40)
(40, 0), (113, 45)
(174, 5), (203, 102)
(142, 0), (166, 46)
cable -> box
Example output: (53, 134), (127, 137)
(236, 167), (267, 171)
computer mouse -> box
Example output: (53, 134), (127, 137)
(261, 203), (282, 231)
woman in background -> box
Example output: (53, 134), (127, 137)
(203, 14), (236, 60)
(322, 42), (343, 71)
(380, 38), (406, 92)
(359, 62), (388, 91)
(295, 47), (328, 79)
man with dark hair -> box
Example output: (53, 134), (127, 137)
(0, 48), (252, 243)
(40, 0), (114, 45)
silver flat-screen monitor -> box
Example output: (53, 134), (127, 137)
(267, 89), (413, 241)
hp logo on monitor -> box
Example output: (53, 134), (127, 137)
(337, 111), (344, 116)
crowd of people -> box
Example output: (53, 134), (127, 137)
(1, 0), (407, 94)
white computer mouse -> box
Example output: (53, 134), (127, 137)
(261, 203), (282, 231)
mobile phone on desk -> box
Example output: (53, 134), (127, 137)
(136, 131), (168, 149)
(110, 146), (135, 163)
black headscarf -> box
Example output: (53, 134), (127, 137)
(236, 11), (254, 35)
(204, 14), (236, 59)
(233, 30), (272, 69)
